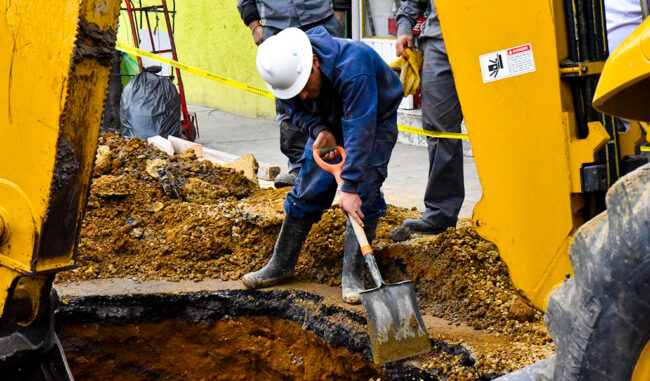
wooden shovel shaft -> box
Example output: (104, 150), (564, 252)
(313, 146), (385, 287)
(348, 214), (384, 288)
(314, 146), (431, 365)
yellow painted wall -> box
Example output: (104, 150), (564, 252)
(116, 0), (274, 118)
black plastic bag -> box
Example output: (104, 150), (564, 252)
(120, 67), (181, 139)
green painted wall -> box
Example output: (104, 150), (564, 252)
(116, 0), (274, 118)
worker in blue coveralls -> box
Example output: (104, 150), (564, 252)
(241, 27), (403, 305)
(236, 0), (346, 188)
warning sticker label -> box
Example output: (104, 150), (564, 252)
(479, 43), (536, 83)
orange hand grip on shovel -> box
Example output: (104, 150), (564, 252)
(313, 145), (431, 364)
(313, 146), (346, 184)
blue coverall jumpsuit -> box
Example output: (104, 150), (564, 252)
(280, 26), (404, 221)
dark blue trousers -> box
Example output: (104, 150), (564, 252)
(284, 119), (397, 222)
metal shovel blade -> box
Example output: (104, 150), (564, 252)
(360, 280), (431, 364)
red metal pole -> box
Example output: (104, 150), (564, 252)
(124, 0), (144, 72)
(143, 8), (157, 59)
(160, 0), (195, 139)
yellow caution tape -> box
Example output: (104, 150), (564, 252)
(398, 124), (469, 140)
(116, 42), (469, 140)
(126, 42), (650, 148)
(115, 41), (274, 99)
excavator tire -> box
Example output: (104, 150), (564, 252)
(544, 163), (650, 380)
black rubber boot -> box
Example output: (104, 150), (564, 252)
(342, 216), (379, 304)
(241, 214), (314, 289)
(401, 218), (448, 235)
(273, 168), (300, 189)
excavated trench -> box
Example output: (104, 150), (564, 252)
(53, 135), (556, 380)
(55, 288), (479, 380)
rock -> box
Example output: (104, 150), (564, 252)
(390, 226), (411, 242)
(145, 159), (170, 179)
(223, 153), (259, 182)
(119, 224), (132, 234)
(92, 175), (131, 197)
(183, 177), (230, 202)
(146, 159), (181, 198)
(507, 298), (537, 322)
(131, 228), (144, 239)
(476, 240), (498, 253)
(158, 170), (181, 199)
(178, 148), (197, 160)
(145, 201), (165, 213)
(94, 145), (113, 175)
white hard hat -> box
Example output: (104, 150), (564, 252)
(256, 28), (313, 99)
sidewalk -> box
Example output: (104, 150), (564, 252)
(191, 105), (482, 219)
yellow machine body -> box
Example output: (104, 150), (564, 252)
(593, 18), (650, 121)
(0, 0), (120, 333)
(432, 0), (620, 310)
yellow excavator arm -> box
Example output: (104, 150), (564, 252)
(434, 0), (647, 310)
(0, 0), (121, 376)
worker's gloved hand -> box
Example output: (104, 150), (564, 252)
(388, 48), (423, 97)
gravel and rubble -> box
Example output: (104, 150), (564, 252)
(56, 135), (555, 379)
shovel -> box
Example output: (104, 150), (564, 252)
(314, 146), (431, 364)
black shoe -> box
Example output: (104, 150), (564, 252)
(342, 217), (379, 304)
(273, 172), (296, 188)
(274, 168), (300, 188)
(401, 218), (448, 235)
(389, 226), (412, 242)
(241, 214), (314, 288)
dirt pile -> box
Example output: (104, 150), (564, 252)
(376, 221), (548, 340)
(59, 316), (383, 381)
(56, 135), (553, 378)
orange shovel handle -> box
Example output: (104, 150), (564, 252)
(313, 146), (346, 184)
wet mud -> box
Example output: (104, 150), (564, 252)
(61, 317), (382, 381)
(56, 289), (435, 380)
(55, 136), (555, 379)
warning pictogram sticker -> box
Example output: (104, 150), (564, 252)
(479, 43), (536, 83)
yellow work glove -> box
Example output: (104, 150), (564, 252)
(405, 48), (423, 95)
(389, 55), (411, 97)
(388, 48), (423, 97)
(389, 56), (406, 71)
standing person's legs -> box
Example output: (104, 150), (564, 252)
(401, 37), (464, 234)
(276, 101), (308, 186)
(314, 13), (344, 38)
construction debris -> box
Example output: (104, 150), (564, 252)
(56, 135), (555, 379)
(222, 152), (259, 182)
